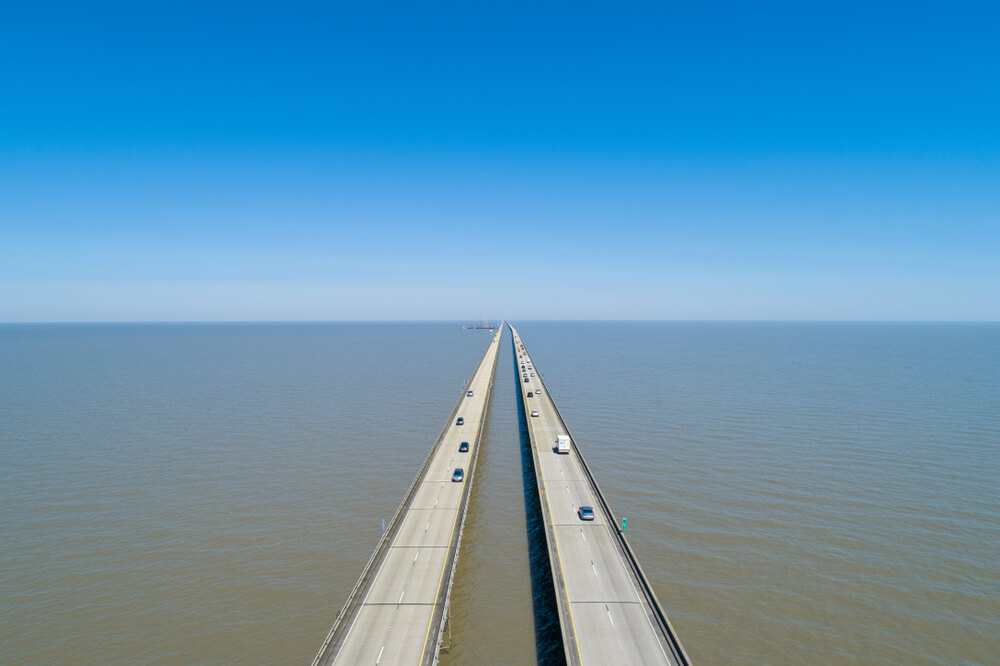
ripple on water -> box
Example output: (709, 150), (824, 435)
(1, 322), (998, 664)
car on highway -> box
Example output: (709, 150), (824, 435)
(456, 417), (464, 426)
(452, 468), (464, 482)
(578, 506), (595, 521)
(524, 377), (530, 383)
(459, 441), (469, 452)
(467, 390), (474, 397)
(531, 410), (539, 417)
(530, 372), (535, 377)
(527, 391), (533, 397)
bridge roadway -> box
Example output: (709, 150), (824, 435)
(510, 323), (691, 666)
(312, 326), (502, 666)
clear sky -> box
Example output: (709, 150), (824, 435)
(1, 1), (997, 322)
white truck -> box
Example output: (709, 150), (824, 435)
(556, 434), (571, 454)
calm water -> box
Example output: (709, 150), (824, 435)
(2, 322), (998, 664)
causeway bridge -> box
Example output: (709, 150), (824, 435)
(511, 323), (690, 665)
(312, 323), (689, 664)
(311, 327), (501, 665)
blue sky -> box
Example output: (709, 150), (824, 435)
(1, 1), (997, 321)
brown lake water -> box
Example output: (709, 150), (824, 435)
(2, 322), (997, 664)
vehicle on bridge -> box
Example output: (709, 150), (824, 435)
(556, 434), (571, 454)
(452, 468), (464, 482)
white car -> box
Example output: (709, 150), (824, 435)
(531, 410), (540, 417)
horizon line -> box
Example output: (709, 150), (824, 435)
(1, 319), (998, 325)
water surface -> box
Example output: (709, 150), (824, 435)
(2, 322), (997, 664)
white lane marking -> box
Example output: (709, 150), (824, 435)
(329, 525), (394, 664)
(412, 551), (419, 565)
(376, 645), (385, 664)
(424, 522), (430, 532)
(397, 590), (405, 607)
(592, 559), (598, 577)
(606, 604), (615, 626)
(434, 498), (438, 507)
(607, 508), (674, 664)
(612, 534), (645, 602)
(581, 528), (586, 542)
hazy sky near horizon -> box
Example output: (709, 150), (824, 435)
(2, 1), (998, 321)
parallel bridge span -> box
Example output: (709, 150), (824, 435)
(312, 323), (689, 664)
(510, 323), (691, 666)
(312, 326), (502, 666)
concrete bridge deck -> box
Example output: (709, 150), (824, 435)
(312, 326), (502, 666)
(510, 323), (690, 666)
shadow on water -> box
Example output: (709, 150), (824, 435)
(512, 338), (567, 666)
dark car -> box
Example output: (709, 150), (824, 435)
(527, 391), (533, 397)
(452, 468), (465, 482)
(524, 377), (530, 383)
(578, 506), (595, 521)
(459, 441), (469, 452)
(456, 417), (464, 426)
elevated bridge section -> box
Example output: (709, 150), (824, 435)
(510, 323), (690, 666)
(312, 327), (502, 666)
